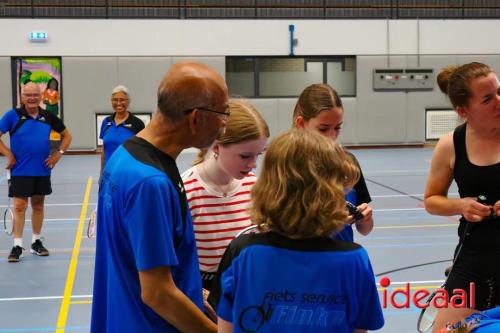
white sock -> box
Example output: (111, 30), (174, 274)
(13, 238), (23, 248)
(32, 234), (41, 244)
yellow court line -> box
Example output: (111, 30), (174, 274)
(56, 177), (93, 333)
(69, 300), (92, 305)
(375, 223), (455, 230)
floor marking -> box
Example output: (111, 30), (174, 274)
(374, 208), (425, 212)
(371, 193), (458, 198)
(0, 326), (89, 333)
(0, 203), (96, 208)
(0, 295), (91, 302)
(375, 223), (455, 229)
(377, 280), (445, 285)
(69, 300), (92, 305)
(55, 177), (93, 333)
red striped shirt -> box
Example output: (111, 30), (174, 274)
(182, 165), (256, 272)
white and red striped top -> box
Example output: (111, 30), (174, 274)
(182, 165), (256, 273)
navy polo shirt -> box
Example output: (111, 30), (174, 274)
(99, 113), (145, 166)
(0, 107), (66, 176)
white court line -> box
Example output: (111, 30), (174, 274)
(20, 218), (79, 222)
(0, 280), (446, 302)
(371, 193), (458, 198)
(0, 203), (97, 208)
(0, 294), (92, 302)
(376, 280), (445, 286)
(374, 208), (424, 212)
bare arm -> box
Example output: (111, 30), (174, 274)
(424, 132), (490, 222)
(0, 132), (16, 169)
(139, 266), (217, 333)
(217, 317), (233, 333)
(45, 128), (72, 168)
(354, 329), (367, 333)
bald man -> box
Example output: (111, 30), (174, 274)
(0, 82), (72, 262)
(91, 62), (228, 333)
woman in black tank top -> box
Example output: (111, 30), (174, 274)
(424, 62), (500, 333)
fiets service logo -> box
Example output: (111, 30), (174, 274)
(379, 276), (475, 309)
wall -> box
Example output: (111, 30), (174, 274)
(1, 19), (500, 149)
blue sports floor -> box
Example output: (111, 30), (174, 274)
(0, 148), (460, 332)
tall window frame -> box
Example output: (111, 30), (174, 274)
(226, 56), (356, 98)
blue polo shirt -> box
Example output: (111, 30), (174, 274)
(0, 107), (66, 176)
(91, 137), (203, 333)
(209, 232), (384, 333)
(99, 112), (145, 166)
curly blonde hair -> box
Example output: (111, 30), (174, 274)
(251, 129), (360, 238)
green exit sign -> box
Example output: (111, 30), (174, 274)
(29, 31), (48, 42)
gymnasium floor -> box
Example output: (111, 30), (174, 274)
(0, 147), (460, 333)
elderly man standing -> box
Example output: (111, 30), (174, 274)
(91, 62), (228, 333)
(0, 82), (72, 262)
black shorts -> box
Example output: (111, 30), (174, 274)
(445, 246), (500, 310)
(9, 176), (52, 198)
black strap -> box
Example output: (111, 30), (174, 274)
(9, 109), (29, 136)
(9, 108), (55, 136)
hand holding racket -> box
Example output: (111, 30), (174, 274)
(3, 171), (13, 236)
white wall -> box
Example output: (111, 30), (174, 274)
(1, 19), (500, 56)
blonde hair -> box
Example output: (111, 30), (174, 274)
(251, 129), (360, 238)
(293, 83), (343, 124)
(437, 62), (493, 108)
(193, 99), (270, 165)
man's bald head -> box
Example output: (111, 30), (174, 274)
(22, 82), (41, 95)
(157, 62), (228, 122)
(21, 82), (42, 112)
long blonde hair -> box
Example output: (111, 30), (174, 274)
(251, 129), (359, 238)
(193, 99), (269, 165)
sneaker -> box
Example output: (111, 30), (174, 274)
(31, 239), (49, 256)
(8, 246), (24, 262)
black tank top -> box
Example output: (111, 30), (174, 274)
(453, 123), (500, 250)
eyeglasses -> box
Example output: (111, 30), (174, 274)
(111, 98), (129, 103)
(22, 93), (41, 98)
(184, 106), (231, 118)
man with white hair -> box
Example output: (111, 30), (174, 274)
(0, 82), (72, 262)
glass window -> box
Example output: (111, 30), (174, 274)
(258, 58), (323, 97)
(226, 58), (255, 97)
(326, 58), (356, 96)
(226, 56), (356, 97)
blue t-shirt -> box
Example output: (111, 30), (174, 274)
(99, 112), (145, 166)
(334, 152), (371, 242)
(91, 137), (203, 333)
(0, 107), (66, 176)
(448, 307), (500, 332)
(210, 232), (384, 333)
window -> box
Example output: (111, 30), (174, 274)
(226, 56), (356, 98)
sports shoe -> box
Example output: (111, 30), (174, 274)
(8, 245), (24, 262)
(30, 239), (49, 256)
